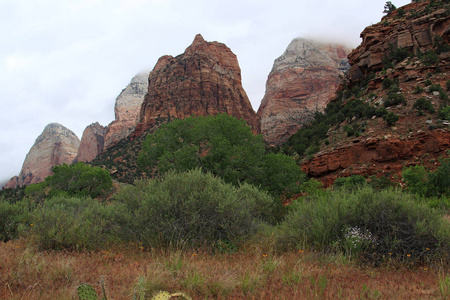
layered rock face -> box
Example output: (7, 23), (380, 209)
(348, 2), (450, 83)
(75, 122), (107, 163)
(302, 131), (450, 187)
(257, 38), (351, 145)
(133, 34), (260, 137)
(104, 72), (149, 147)
(4, 123), (80, 188)
(300, 2), (450, 186)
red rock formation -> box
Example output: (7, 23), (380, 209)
(302, 130), (450, 187)
(104, 72), (148, 147)
(75, 122), (107, 163)
(297, 2), (450, 186)
(257, 38), (351, 145)
(348, 2), (450, 83)
(133, 34), (260, 137)
(4, 123), (80, 188)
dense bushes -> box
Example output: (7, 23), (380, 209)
(25, 162), (113, 200)
(138, 114), (304, 199)
(402, 157), (450, 198)
(114, 169), (276, 250)
(24, 196), (123, 251)
(275, 187), (450, 265)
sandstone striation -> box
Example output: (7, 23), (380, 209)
(299, 2), (450, 186)
(302, 130), (450, 187)
(104, 72), (149, 147)
(4, 123), (80, 188)
(257, 38), (351, 145)
(75, 122), (107, 163)
(348, 2), (450, 83)
(133, 34), (260, 137)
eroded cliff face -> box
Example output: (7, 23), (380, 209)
(301, 1), (450, 185)
(75, 122), (107, 163)
(258, 38), (351, 145)
(4, 123), (80, 188)
(104, 72), (149, 147)
(348, 2), (450, 83)
(302, 130), (450, 186)
(133, 34), (260, 137)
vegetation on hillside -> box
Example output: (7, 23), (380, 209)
(138, 114), (306, 201)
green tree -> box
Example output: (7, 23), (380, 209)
(383, 112), (399, 126)
(428, 157), (450, 197)
(27, 162), (113, 199)
(383, 1), (397, 14)
(402, 165), (429, 196)
(138, 114), (305, 199)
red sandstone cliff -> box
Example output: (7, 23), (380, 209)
(133, 34), (260, 137)
(258, 38), (351, 145)
(4, 123), (80, 188)
(75, 122), (107, 163)
(300, 1), (450, 185)
(347, 2), (450, 83)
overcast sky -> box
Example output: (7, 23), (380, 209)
(0, 0), (411, 183)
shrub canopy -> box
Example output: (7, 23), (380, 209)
(138, 114), (305, 199)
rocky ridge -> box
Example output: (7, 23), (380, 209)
(300, 1), (450, 185)
(104, 72), (149, 148)
(258, 38), (351, 145)
(4, 123), (80, 188)
(75, 122), (107, 163)
(133, 34), (260, 137)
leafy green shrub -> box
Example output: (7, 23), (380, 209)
(438, 105), (450, 120)
(0, 199), (33, 242)
(383, 112), (399, 126)
(138, 114), (304, 199)
(402, 157), (450, 198)
(413, 97), (435, 114)
(384, 93), (406, 107)
(402, 165), (429, 196)
(382, 78), (393, 90)
(429, 84), (443, 93)
(368, 175), (396, 190)
(26, 163), (113, 200)
(413, 85), (424, 94)
(446, 80), (450, 91)
(24, 196), (124, 251)
(435, 35), (450, 54)
(275, 187), (450, 265)
(114, 169), (276, 250)
(429, 157), (450, 197)
(333, 175), (366, 190)
(0, 186), (26, 204)
(420, 50), (439, 66)
(257, 153), (306, 200)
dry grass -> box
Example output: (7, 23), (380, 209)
(0, 239), (448, 299)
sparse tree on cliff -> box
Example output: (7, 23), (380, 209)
(383, 1), (397, 14)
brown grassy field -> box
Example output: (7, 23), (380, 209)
(1, 239), (449, 299)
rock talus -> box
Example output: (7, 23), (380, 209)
(257, 38), (351, 145)
(4, 123), (80, 188)
(133, 34), (260, 137)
